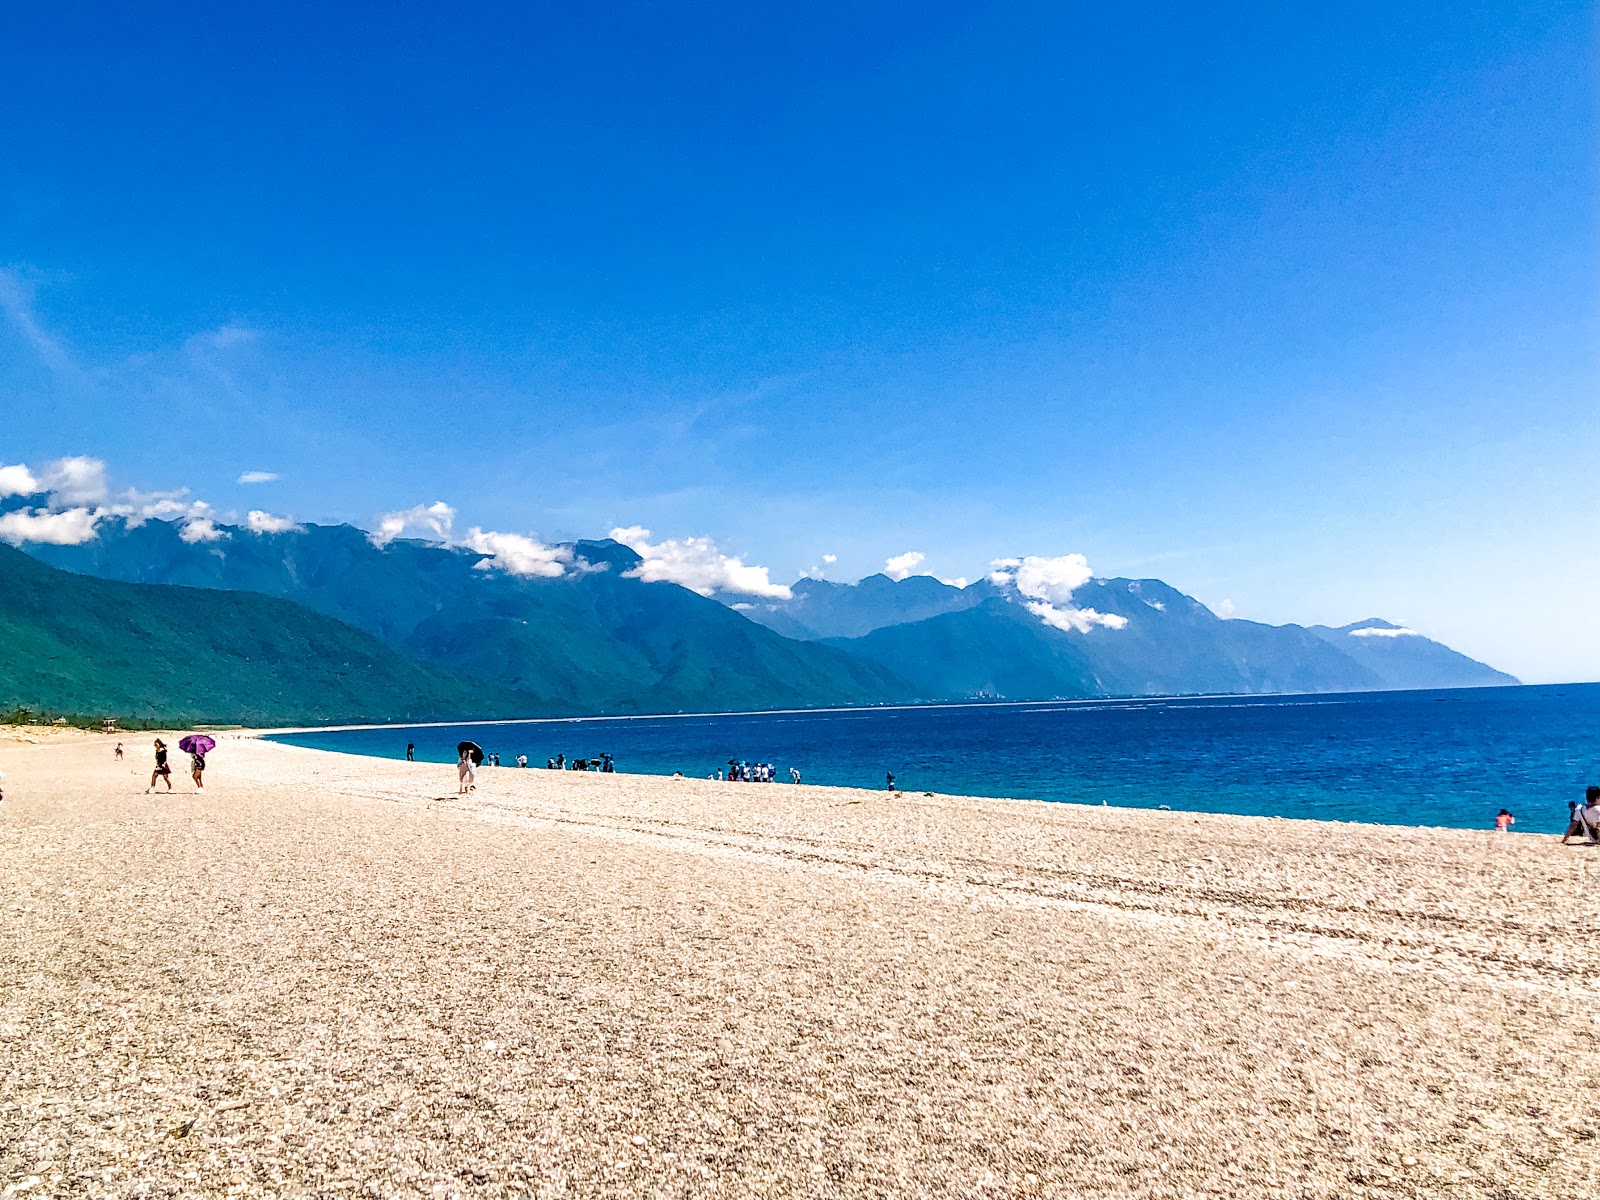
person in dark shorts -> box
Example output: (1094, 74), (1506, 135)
(406, 743), (415, 762)
(147, 739), (173, 793)
(190, 750), (207, 792)
(114, 742), (124, 760)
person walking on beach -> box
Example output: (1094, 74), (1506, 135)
(147, 739), (173, 794)
(790, 767), (801, 784)
(190, 748), (207, 792)
(886, 771), (896, 791)
(1561, 787), (1600, 845)
(114, 742), (124, 761)
(406, 743), (415, 762)
(1495, 809), (1514, 832)
(458, 748), (477, 795)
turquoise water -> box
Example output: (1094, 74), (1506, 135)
(271, 683), (1598, 834)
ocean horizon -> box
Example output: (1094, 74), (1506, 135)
(270, 681), (1597, 835)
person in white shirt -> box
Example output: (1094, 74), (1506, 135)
(1563, 787), (1600, 845)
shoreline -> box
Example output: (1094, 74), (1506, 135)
(247, 679), (1538, 736)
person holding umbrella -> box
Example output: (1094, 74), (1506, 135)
(179, 734), (215, 793)
(457, 741), (484, 794)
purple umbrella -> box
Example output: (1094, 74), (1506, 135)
(178, 735), (216, 756)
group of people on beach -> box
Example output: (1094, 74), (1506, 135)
(140, 738), (206, 793)
(716, 760), (794, 783)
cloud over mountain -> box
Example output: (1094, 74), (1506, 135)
(988, 554), (1129, 633)
(370, 501), (456, 548)
(0, 507), (100, 546)
(245, 510), (302, 535)
(884, 551), (926, 581)
(0, 464), (41, 498)
(463, 528), (571, 577)
(610, 526), (791, 598)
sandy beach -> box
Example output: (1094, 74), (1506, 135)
(2, 731), (1596, 1199)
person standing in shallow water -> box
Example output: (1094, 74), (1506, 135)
(1495, 809), (1514, 832)
(886, 771), (896, 791)
(406, 743), (414, 762)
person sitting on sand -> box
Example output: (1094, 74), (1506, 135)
(458, 748), (477, 795)
(147, 739), (173, 794)
(1495, 809), (1514, 832)
(1561, 787), (1600, 845)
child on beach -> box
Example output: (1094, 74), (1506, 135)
(1495, 809), (1514, 832)
(147, 739), (173, 794)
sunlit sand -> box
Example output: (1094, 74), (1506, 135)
(2, 730), (1595, 1198)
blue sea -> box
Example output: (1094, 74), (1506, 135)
(271, 683), (1598, 835)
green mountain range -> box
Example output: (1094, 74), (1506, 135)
(6, 514), (1517, 725)
(0, 543), (521, 725)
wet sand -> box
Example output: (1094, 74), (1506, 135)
(2, 730), (1596, 1199)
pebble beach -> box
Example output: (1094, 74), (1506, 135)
(2, 729), (1597, 1199)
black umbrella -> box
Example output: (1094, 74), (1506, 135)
(457, 741), (484, 766)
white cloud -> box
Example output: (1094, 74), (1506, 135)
(822, 554), (837, 565)
(179, 516), (228, 544)
(610, 526), (792, 598)
(0, 506), (100, 546)
(0, 464), (40, 498)
(1024, 599), (1128, 633)
(370, 501), (456, 548)
(245, 510), (301, 535)
(40, 456), (110, 505)
(237, 470), (279, 485)
(1350, 626), (1421, 638)
(463, 527), (571, 578)
(939, 576), (970, 588)
(1214, 599), (1237, 619)
(884, 551), (926, 581)
(989, 553), (1128, 633)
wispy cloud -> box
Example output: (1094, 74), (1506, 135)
(610, 526), (791, 598)
(237, 470), (279, 485)
(0, 268), (77, 376)
(1350, 626), (1421, 638)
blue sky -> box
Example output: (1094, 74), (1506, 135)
(1, 1), (1594, 682)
